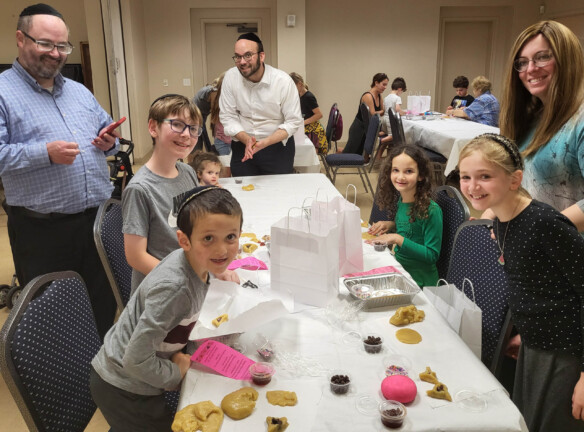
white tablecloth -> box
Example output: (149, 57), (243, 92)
(402, 117), (499, 175)
(179, 173), (526, 432)
(218, 132), (320, 174)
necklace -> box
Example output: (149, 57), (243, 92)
(495, 199), (523, 266)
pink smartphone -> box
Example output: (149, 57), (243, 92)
(99, 117), (126, 138)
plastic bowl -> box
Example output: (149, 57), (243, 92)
(379, 400), (407, 429)
(249, 362), (275, 386)
(329, 371), (351, 395)
(363, 333), (384, 354)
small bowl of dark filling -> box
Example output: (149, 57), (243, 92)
(329, 372), (351, 395)
(249, 362), (275, 385)
(363, 334), (383, 354)
(379, 400), (406, 429)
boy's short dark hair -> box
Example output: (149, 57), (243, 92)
(188, 150), (222, 177)
(391, 77), (407, 91)
(237, 32), (264, 53)
(452, 75), (469, 88)
(148, 94), (202, 146)
(177, 186), (243, 237)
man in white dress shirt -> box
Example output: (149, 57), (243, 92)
(219, 33), (302, 176)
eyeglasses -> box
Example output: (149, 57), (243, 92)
(163, 119), (202, 138)
(513, 50), (553, 72)
(232, 52), (259, 63)
(20, 31), (73, 54)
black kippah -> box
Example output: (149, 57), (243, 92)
(237, 32), (262, 45)
(177, 186), (221, 220)
(20, 3), (63, 19)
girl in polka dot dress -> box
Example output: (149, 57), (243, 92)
(458, 133), (584, 431)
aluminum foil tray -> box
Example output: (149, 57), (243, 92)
(343, 273), (420, 309)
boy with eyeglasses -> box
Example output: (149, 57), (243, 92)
(122, 94), (238, 294)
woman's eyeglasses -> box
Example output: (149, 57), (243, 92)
(513, 50), (553, 72)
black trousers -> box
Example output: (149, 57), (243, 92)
(5, 205), (116, 339)
(230, 136), (295, 176)
(90, 367), (173, 432)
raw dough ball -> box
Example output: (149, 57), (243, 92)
(266, 391), (297, 406)
(390, 305), (425, 326)
(395, 328), (422, 344)
(172, 400), (223, 432)
(381, 375), (417, 404)
(220, 387), (259, 420)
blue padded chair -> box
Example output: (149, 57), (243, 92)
(0, 271), (101, 431)
(446, 220), (512, 377)
(325, 113), (381, 198)
(94, 198), (132, 311)
(434, 185), (470, 280)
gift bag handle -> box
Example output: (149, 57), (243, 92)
(286, 207), (311, 232)
(345, 184), (357, 205)
(461, 278), (477, 303)
(436, 278), (456, 303)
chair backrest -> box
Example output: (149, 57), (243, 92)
(0, 271), (102, 432)
(434, 185), (470, 279)
(359, 102), (371, 132)
(363, 113), (381, 157)
(94, 198), (132, 311)
(388, 109), (405, 145)
(325, 103), (340, 152)
(446, 220), (510, 371)
(397, 112), (407, 145)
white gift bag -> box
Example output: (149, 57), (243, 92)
(424, 279), (482, 358)
(407, 93), (432, 114)
(310, 185), (363, 275)
(270, 208), (340, 307)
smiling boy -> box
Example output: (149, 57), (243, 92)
(91, 186), (242, 431)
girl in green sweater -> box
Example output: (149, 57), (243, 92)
(368, 145), (443, 286)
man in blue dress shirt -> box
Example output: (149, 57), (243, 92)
(0, 3), (117, 338)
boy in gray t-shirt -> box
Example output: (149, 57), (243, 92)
(122, 94), (238, 294)
(91, 186), (243, 430)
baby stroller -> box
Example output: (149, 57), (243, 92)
(109, 138), (134, 199)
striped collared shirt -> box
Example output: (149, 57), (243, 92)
(0, 60), (117, 213)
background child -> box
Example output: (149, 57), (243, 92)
(382, 77), (407, 135)
(122, 94), (201, 293)
(368, 145), (443, 286)
(188, 150), (222, 186)
(91, 186), (243, 431)
(458, 133), (584, 431)
(447, 75), (474, 110)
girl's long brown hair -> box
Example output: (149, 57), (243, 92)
(377, 145), (433, 221)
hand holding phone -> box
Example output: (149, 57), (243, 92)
(99, 117), (126, 138)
